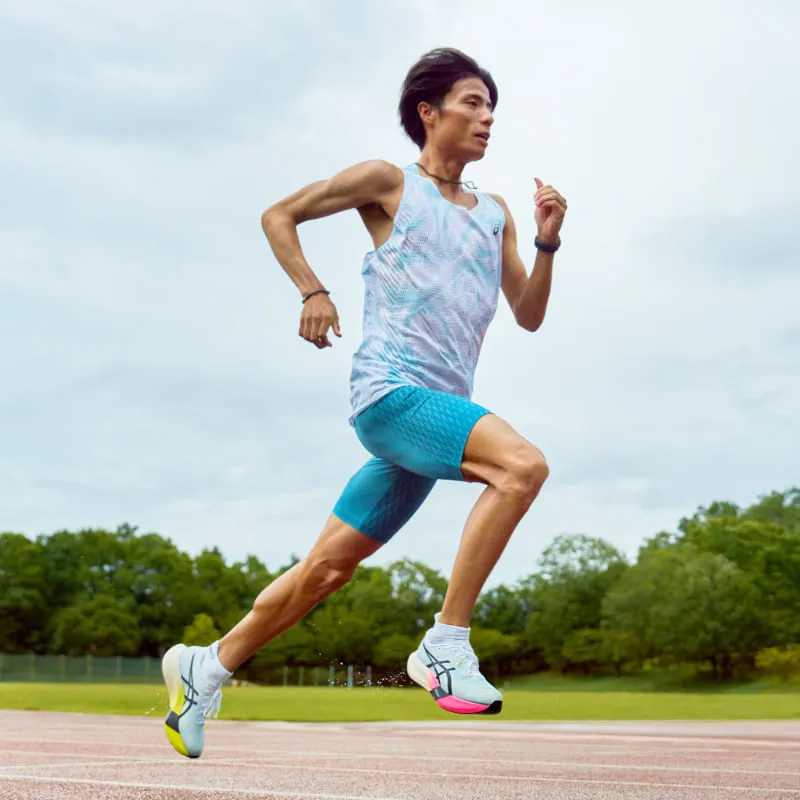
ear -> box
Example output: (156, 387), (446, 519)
(417, 100), (437, 128)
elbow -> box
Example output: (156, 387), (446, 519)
(261, 204), (293, 236)
(515, 308), (543, 333)
(260, 205), (279, 235)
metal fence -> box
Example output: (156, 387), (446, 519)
(0, 653), (374, 687)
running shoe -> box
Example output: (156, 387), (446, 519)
(162, 643), (223, 758)
(406, 635), (502, 714)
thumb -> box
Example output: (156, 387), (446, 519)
(333, 319), (342, 337)
(534, 177), (544, 190)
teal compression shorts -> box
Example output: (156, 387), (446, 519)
(333, 385), (491, 544)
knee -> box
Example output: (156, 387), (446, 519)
(300, 550), (358, 598)
(498, 445), (549, 503)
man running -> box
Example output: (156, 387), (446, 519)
(162, 46), (567, 759)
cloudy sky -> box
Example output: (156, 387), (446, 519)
(2, 0), (798, 588)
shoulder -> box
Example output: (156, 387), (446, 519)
(486, 192), (511, 216)
(485, 193), (517, 235)
(349, 159), (405, 192)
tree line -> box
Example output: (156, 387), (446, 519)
(2, 487), (798, 683)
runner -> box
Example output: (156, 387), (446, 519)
(162, 46), (567, 759)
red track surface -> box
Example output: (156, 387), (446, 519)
(0, 711), (798, 799)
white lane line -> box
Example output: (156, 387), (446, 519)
(7, 757), (798, 792)
(0, 750), (169, 764)
(0, 758), (179, 772)
(0, 770), (795, 796)
(0, 775), (402, 800)
(210, 754), (800, 779)
(0, 735), (739, 756)
(0, 742), (796, 777)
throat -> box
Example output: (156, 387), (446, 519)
(414, 162), (478, 210)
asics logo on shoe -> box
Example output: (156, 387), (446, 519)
(180, 655), (200, 718)
(422, 644), (456, 696)
(165, 653), (199, 736)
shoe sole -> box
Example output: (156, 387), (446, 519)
(161, 644), (193, 758)
(406, 652), (502, 715)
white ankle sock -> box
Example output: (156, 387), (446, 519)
(428, 612), (470, 645)
(205, 641), (233, 685)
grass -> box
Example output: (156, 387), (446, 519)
(505, 669), (800, 694)
(1, 681), (799, 721)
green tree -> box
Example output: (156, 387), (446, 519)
(50, 595), (141, 657)
(680, 516), (800, 646)
(521, 534), (628, 670)
(562, 628), (606, 674)
(755, 645), (800, 684)
(309, 605), (377, 666)
(603, 546), (766, 677)
(387, 559), (448, 637)
(118, 531), (200, 656)
(373, 633), (419, 670)
(471, 628), (519, 678)
(743, 488), (800, 533)
(183, 613), (221, 646)
(0, 533), (48, 653)
(473, 584), (534, 635)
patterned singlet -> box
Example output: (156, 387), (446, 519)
(348, 163), (506, 424)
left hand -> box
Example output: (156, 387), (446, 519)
(534, 177), (567, 244)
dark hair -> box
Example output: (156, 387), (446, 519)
(398, 47), (498, 149)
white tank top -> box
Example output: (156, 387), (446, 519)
(349, 163), (506, 423)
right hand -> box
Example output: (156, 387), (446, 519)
(299, 293), (342, 349)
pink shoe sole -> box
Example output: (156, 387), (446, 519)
(407, 653), (502, 715)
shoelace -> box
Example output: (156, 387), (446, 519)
(433, 640), (481, 678)
(201, 687), (222, 722)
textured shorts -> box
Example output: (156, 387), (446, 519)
(333, 385), (492, 544)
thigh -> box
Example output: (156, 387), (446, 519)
(354, 385), (492, 481)
(333, 456), (436, 545)
(460, 413), (546, 486)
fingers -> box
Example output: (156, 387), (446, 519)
(308, 314), (327, 342)
(535, 188), (567, 211)
(299, 329), (332, 349)
(535, 179), (567, 206)
(307, 334), (331, 349)
(299, 301), (340, 349)
(538, 196), (567, 212)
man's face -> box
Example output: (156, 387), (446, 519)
(424, 76), (494, 160)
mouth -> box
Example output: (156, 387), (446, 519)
(475, 132), (490, 145)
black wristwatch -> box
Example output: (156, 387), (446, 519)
(534, 236), (561, 254)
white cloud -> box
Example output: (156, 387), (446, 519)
(1, 0), (798, 590)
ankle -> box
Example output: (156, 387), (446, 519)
(427, 612), (470, 645)
(205, 641), (234, 684)
(436, 609), (471, 629)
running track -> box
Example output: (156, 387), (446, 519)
(0, 711), (798, 799)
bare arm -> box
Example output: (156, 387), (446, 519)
(261, 159), (403, 299)
(491, 194), (555, 332)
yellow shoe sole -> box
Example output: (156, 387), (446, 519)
(162, 644), (192, 758)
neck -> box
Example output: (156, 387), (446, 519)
(416, 147), (470, 199)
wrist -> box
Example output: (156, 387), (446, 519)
(297, 277), (325, 298)
(302, 288), (330, 304)
(535, 233), (561, 253)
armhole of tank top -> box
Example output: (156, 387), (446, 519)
(480, 192), (506, 291)
(365, 167), (410, 258)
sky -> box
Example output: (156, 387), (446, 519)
(1, 0), (798, 588)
